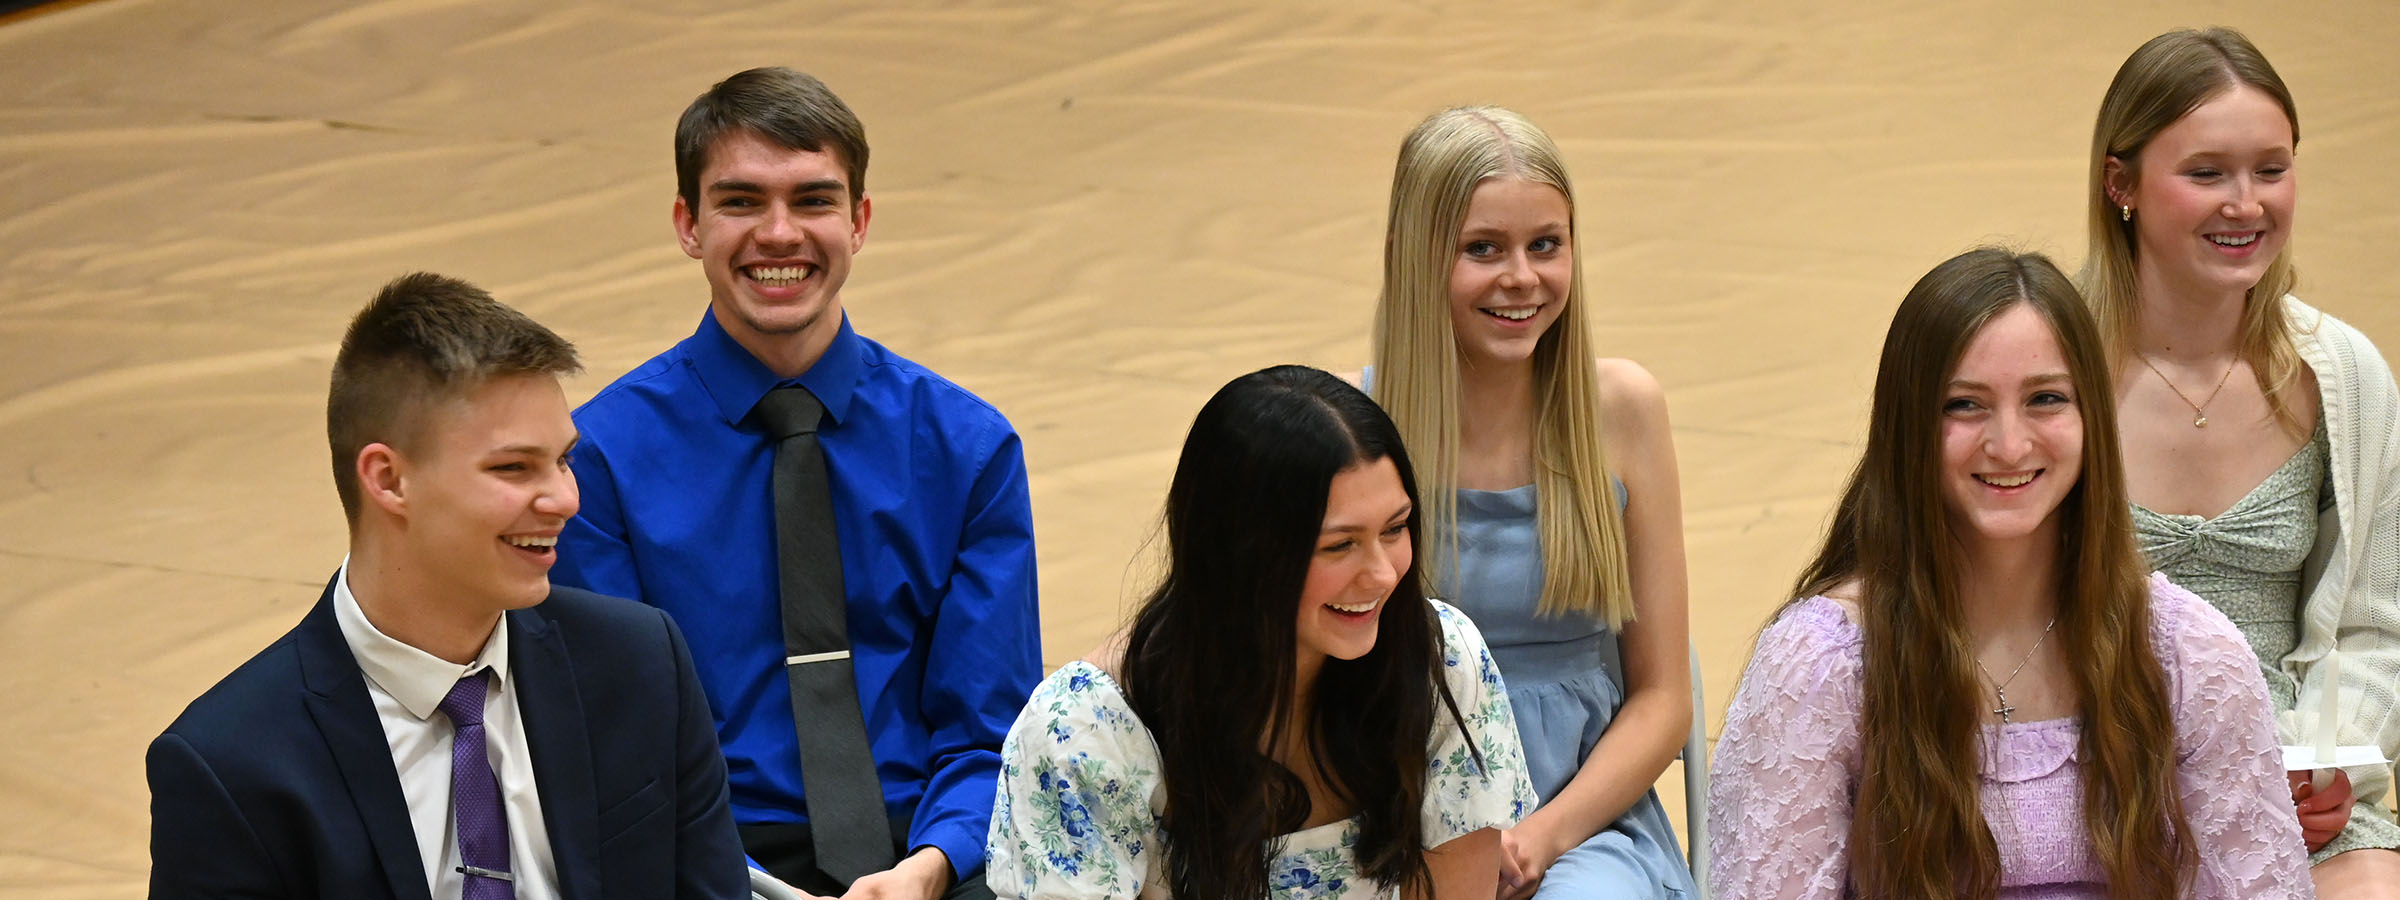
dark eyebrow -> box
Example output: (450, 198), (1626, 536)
(1947, 373), (2072, 391)
(711, 178), (845, 196)
(1320, 502), (1415, 535)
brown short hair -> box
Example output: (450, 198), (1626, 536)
(675, 67), (869, 210)
(326, 273), (581, 522)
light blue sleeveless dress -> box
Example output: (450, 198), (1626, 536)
(1440, 483), (1695, 898)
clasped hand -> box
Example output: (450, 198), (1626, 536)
(2289, 768), (2356, 853)
(1498, 822), (1568, 900)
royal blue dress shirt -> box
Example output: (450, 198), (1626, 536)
(554, 311), (1040, 880)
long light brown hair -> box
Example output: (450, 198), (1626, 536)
(2079, 27), (2306, 436)
(1789, 248), (2193, 899)
(1369, 106), (1633, 626)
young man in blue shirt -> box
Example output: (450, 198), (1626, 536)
(553, 68), (1039, 900)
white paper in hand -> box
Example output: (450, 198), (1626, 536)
(2282, 744), (2393, 772)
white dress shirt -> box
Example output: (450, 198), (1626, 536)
(334, 562), (559, 900)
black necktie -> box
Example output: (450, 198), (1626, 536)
(753, 386), (897, 882)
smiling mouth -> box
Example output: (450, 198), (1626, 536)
(503, 534), (558, 559)
(2208, 233), (2259, 247)
(744, 264), (814, 286)
(1481, 305), (1539, 321)
(1326, 599), (1382, 617)
(1974, 470), (2040, 488)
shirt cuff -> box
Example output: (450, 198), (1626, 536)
(910, 818), (987, 883)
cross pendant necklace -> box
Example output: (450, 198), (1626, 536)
(1975, 617), (2057, 724)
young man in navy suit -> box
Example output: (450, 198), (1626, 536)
(146, 273), (747, 899)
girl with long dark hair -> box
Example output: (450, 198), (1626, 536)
(1707, 248), (2307, 899)
(986, 365), (1535, 899)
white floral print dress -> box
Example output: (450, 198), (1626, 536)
(986, 599), (1535, 899)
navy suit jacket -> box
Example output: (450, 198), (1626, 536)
(146, 579), (747, 900)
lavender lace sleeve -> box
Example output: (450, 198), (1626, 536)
(1706, 598), (1864, 900)
(2150, 574), (2312, 899)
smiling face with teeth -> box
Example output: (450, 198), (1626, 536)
(1938, 303), (2085, 550)
(1446, 176), (1573, 368)
(675, 128), (870, 377)
(2109, 84), (2296, 308)
(1294, 455), (1416, 671)
(379, 373), (582, 620)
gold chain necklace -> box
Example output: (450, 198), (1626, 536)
(1974, 617), (2056, 724)
(2137, 354), (2237, 428)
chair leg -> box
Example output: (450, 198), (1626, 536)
(1683, 646), (1710, 899)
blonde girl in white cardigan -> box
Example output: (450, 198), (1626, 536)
(2082, 27), (2400, 898)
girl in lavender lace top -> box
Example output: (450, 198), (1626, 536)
(1706, 248), (2309, 899)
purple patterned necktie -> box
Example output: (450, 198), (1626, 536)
(439, 670), (515, 900)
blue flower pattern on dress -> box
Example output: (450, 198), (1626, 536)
(986, 600), (1535, 899)
(1266, 826), (1358, 899)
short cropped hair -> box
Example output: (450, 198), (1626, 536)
(326, 273), (581, 522)
(675, 67), (869, 210)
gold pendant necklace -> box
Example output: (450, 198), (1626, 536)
(2138, 353), (2237, 428)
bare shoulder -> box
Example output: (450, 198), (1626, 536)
(1591, 358), (1675, 479)
(1591, 357), (1670, 432)
(1818, 578), (1864, 624)
(1079, 626), (1131, 681)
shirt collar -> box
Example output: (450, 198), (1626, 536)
(686, 309), (865, 430)
(332, 558), (511, 721)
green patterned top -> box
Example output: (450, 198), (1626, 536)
(2136, 424), (2400, 861)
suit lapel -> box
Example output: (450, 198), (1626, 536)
(513, 601), (601, 900)
(295, 579), (435, 900)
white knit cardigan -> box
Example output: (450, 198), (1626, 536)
(2284, 295), (2400, 811)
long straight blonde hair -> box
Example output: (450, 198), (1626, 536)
(1369, 106), (1632, 627)
(2079, 27), (2307, 436)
